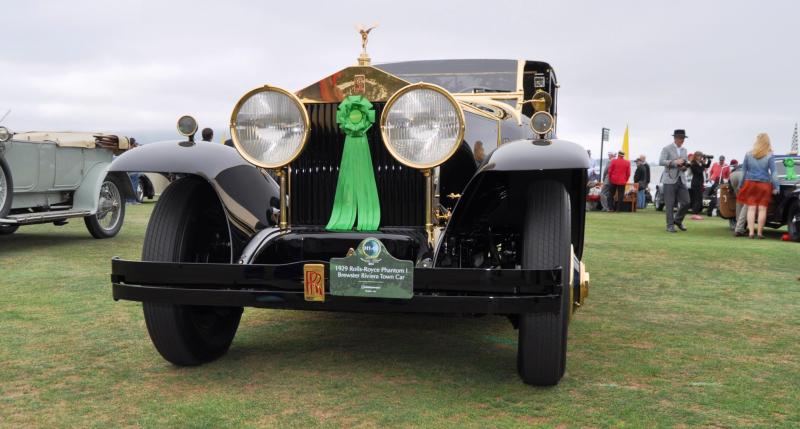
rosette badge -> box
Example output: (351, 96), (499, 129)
(325, 95), (381, 231)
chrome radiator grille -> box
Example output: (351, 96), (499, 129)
(289, 102), (426, 227)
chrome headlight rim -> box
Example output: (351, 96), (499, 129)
(229, 85), (311, 170)
(0, 126), (12, 142)
(379, 82), (466, 170)
(176, 115), (198, 137)
(530, 111), (555, 136)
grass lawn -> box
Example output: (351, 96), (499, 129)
(1, 204), (798, 428)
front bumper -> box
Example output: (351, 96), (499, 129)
(111, 259), (563, 314)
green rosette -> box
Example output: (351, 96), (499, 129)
(784, 158), (796, 181)
(325, 95), (381, 231)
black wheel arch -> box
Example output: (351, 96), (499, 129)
(437, 138), (589, 262)
(108, 141), (280, 259)
(439, 168), (587, 262)
(106, 171), (135, 201)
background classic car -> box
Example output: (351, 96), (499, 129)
(718, 154), (800, 240)
(0, 127), (133, 237)
(108, 56), (591, 386)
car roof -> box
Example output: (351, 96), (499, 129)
(374, 59), (552, 94)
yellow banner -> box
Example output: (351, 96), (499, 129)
(622, 125), (630, 161)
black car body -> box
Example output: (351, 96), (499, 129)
(109, 57), (591, 385)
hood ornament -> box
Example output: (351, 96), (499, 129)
(356, 23), (378, 66)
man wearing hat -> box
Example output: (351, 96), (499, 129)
(659, 129), (691, 232)
(600, 151), (616, 211)
(607, 150), (631, 211)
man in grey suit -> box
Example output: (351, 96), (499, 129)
(659, 129), (691, 232)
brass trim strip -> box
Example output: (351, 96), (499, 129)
(424, 169), (433, 246)
(277, 167), (288, 230)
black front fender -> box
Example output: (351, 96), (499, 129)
(480, 139), (591, 172)
(109, 140), (279, 238)
(439, 139), (589, 260)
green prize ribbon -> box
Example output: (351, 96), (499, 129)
(784, 158), (796, 181)
(325, 95), (381, 231)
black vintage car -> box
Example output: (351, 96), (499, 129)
(108, 53), (591, 385)
(720, 155), (800, 240)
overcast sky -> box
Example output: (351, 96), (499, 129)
(2, 0), (798, 161)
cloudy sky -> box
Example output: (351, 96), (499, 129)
(2, 0), (798, 160)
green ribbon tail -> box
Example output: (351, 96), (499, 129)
(325, 95), (381, 232)
(353, 135), (381, 231)
(325, 137), (357, 231)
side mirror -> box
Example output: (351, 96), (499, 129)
(176, 115), (198, 141)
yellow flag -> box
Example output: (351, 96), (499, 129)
(622, 124), (630, 160)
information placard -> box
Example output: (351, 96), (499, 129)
(330, 238), (413, 299)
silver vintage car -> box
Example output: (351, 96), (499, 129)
(0, 126), (134, 237)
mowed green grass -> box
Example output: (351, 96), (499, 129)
(1, 203), (798, 428)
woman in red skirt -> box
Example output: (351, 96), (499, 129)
(737, 133), (779, 238)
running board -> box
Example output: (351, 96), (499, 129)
(0, 210), (91, 225)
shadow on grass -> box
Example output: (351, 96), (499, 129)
(224, 312), (520, 384)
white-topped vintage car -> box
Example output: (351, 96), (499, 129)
(0, 126), (134, 237)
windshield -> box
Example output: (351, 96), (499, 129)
(376, 59), (518, 93)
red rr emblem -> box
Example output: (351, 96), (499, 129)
(304, 264), (325, 302)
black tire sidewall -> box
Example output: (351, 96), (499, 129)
(0, 224), (18, 235)
(788, 201), (800, 242)
(141, 177), (242, 366)
(0, 155), (12, 219)
(517, 180), (571, 386)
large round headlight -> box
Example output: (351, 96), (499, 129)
(230, 85), (310, 169)
(380, 83), (465, 169)
(530, 111), (554, 136)
(0, 126), (12, 142)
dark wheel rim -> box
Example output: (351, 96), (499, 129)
(790, 207), (800, 239)
(136, 181), (144, 201)
(96, 180), (122, 231)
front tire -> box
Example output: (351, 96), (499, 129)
(654, 187), (664, 211)
(141, 176), (242, 366)
(0, 155), (12, 219)
(788, 201), (800, 242)
(517, 181), (571, 386)
(135, 179), (145, 203)
(84, 178), (125, 238)
(0, 224), (18, 235)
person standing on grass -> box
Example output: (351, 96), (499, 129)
(600, 151), (615, 211)
(689, 151), (712, 214)
(737, 133), (779, 239)
(640, 154), (650, 206)
(728, 159), (747, 236)
(634, 157), (647, 209)
(709, 155), (728, 184)
(659, 129), (690, 233)
(608, 150), (630, 212)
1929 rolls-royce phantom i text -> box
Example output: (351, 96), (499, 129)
(108, 47), (591, 385)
